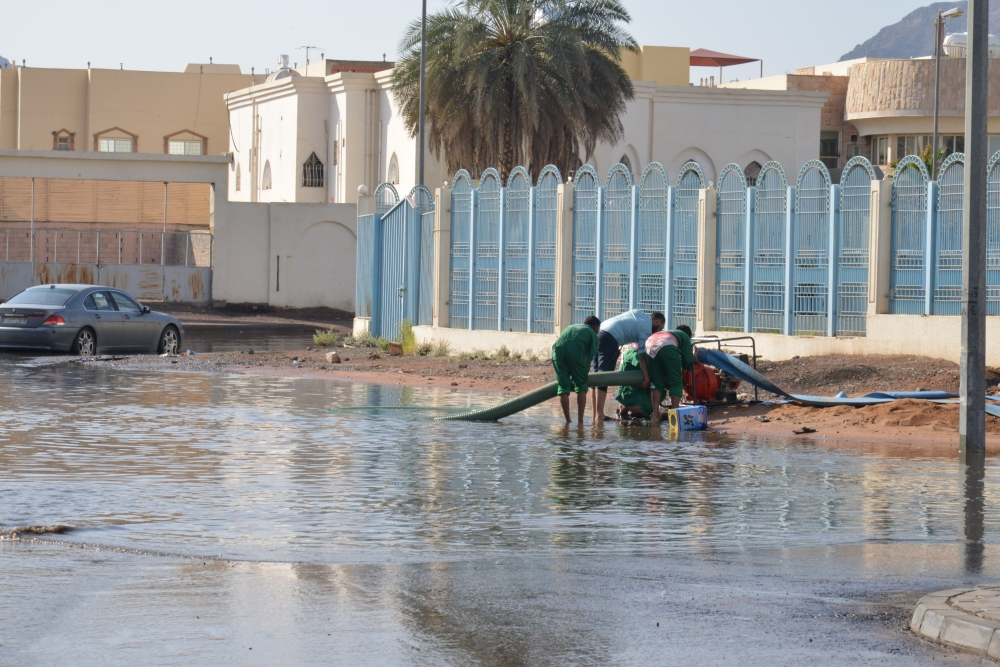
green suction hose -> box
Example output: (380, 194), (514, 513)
(435, 369), (645, 422)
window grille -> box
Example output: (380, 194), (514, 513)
(98, 138), (134, 153)
(302, 152), (324, 188)
(744, 161), (762, 187)
(168, 140), (203, 155)
(262, 160), (272, 190)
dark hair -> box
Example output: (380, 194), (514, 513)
(584, 315), (601, 328)
(676, 324), (693, 337)
(651, 311), (665, 322)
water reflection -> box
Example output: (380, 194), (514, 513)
(0, 357), (998, 566)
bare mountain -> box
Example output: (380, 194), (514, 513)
(839, 1), (1000, 61)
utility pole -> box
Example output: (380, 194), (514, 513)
(960, 0), (988, 459)
(418, 0), (427, 188)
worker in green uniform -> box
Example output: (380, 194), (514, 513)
(646, 324), (695, 424)
(551, 316), (601, 424)
(614, 345), (654, 420)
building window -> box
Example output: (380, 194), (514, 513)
(820, 131), (840, 169)
(896, 135), (932, 160)
(744, 161), (762, 187)
(235, 163), (242, 191)
(847, 145), (862, 159)
(168, 140), (204, 155)
(941, 135), (964, 158)
(990, 136), (1000, 158)
(872, 136), (889, 165)
(387, 152), (399, 184)
(262, 160), (272, 190)
(98, 138), (134, 153)
(302, 152), (324, 187)
(52, 129), (75, 151)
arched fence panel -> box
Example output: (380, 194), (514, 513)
(638, 163), (669, 316)
(449, 170), (473, 328)
(889, 156), (929, 314)
(751, 162), (788, 333)
(571, 166), (599, 324)
(793, 161), (831, 335)
(374, 182), (399, 216)
(411, 185), (436, 327)
(533, 166), (561, 333)
(502, 167), (531, 332)
(836, 157), (876, 336)
(935, 154), (964, 315)
(601, 164), (634, 319)
(716, 164), (747, 331)
(672, 162), (705, 330)
(474, 169), (502, 330)
(988, 152), (1000, 315)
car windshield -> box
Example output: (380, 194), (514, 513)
(3, 288), (77, 307)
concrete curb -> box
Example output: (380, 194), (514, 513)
(911, 586), (1000, 660)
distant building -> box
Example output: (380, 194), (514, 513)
(227, 48), (828, 202)
(0, 63), (255, 155)
(724, 51), (1000, 172)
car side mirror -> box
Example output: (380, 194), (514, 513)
(142, 306), (151, 314)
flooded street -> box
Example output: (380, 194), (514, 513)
(1, 356), (997, 665)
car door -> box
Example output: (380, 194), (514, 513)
(82, 291), (122, 350)
(110, 291), (155, 351)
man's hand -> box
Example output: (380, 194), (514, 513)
(639, 378), (650, 389)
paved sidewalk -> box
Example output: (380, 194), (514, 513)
(912, 586), (1000, 660)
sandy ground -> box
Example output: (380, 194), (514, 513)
(71, 303), (1000, 447)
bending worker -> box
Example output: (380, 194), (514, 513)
(614, 343), (653, 420)
(591, 309), (666, 423)
(645, 324), (695, 424)
(551, 316), (601, 425)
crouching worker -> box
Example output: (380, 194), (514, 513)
(551, 316), (601, 424)
(645, 324), (694, 424)
(614, 344), (654, 420)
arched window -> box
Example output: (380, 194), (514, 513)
(302, 152), (324, 187)
(235, 163), (242, 191)
(387, 152), (399, 184)
(744, 161), (762, 187)
(619, 154), (633, 177)
(261, 160), (272, 190)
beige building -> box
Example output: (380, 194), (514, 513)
(0, 63), (254, 156)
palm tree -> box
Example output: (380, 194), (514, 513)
(392, 0), (637, 181)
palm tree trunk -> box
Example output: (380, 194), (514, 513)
(501, 85), (514, 181)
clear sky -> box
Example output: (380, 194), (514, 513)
(1, 0), (930, 82)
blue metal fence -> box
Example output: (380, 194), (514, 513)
(792, 161), (831, 335)
(359, 153), (1000, 343)
(571, 166), (599, 324)
(935, 153), (964, 315)
(716, 164), (747, 331)
(672, 162), (705, 330)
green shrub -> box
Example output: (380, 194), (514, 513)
(344, 331), (380, 348)
(459, 349), (491, 361)
(432, 340), (451, 357)
(376, 337), (391, 353)
(313, 327), (340, 346)
(415, 341), (434, 356)
(493, 345), (522, 362)
(396, 319), (417, 355)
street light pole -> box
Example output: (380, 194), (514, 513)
(418, 0), (427, 188)
(960, 0), (988, 459)
(932, 11), (943, 179)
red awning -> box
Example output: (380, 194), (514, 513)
(690, 48), (759, 68)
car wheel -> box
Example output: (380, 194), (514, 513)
(158, 326), (180, 355)
(72, 328), (96, 356)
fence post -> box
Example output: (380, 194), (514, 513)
(497, 186), (508, 331)
(696, 185), (718, 333)
(469, 187), (478, 330)
(924, 179), (939, 316)
(628, 184), (640, 311)
(432, 186), (452, 328)
(78, 231), (81, 264)
(742, 187), (756, 333)
(783, 185), (796, 335)
(827, 184), (841, 337)
(869, 178), (893, 316)
(595, 186), (605, 319)
(371, 211), (384, 336)
(526, 185), (537, 332)
(664, 186), (675, 322)
(554, 181), (574, 332)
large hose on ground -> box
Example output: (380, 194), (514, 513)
(435, 369), (645, 422)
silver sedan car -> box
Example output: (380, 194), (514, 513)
(0, 284), (184, 355)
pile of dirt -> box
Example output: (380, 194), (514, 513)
(766, 399), (1000, 434)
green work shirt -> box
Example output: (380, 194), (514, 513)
(551, 324), (599, 395)
(647, 329), (694, 398)
(615, 347), (653, 415)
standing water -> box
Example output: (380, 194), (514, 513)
(0, 356), (996, 666)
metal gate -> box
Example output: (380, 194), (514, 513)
(637, 163), (669, 315)
(571, 166), (600, 323)
(792, 160), (831, 334)
(672, 162), (705, 330)
(889, 155), (929, 314)
(935, 153), (964, 315)
(601, 164), (633, 319)
(751, 162), (788, 333)
(716, 164), (747, 331)
(836, 156), (876, 336)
